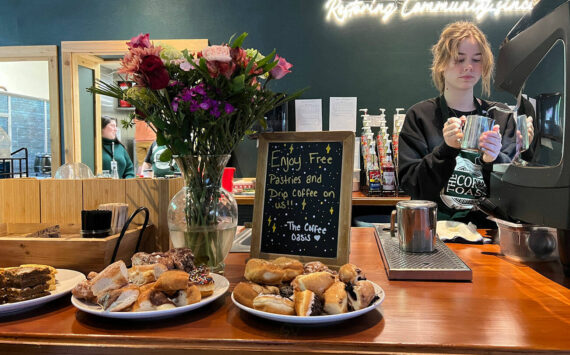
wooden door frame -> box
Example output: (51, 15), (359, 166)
(0, 45), (61, 173)
(61, 39), (209, 173)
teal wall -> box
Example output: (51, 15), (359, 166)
(1, 0), (530, 170)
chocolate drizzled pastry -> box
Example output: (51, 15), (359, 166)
(131, 248), (195, 272)
(279, 285), (294, 299)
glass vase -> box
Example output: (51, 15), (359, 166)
(167, 154), (238, 274)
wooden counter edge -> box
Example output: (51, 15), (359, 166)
(0, 334), (563, 355)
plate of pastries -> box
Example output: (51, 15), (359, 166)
(231, 258), (385, 324)
(71, 248), (229, 319)
(1, 264), (85, 315)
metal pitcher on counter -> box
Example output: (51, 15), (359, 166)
(391, 200), (437, 253)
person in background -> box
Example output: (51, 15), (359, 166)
(141, 141), (179, 178)
(101, 116), (135, 179)
(398, 21), (517, 227)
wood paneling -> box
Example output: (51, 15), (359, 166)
(39, 179), (82, 224)
(82, 179), (126, 210)
(0, 178), (41, 223)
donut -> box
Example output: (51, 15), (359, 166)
(323, 281), (348, 314)
(244, 258), (284, 285)
(233, 281), (280, 309)
(346, 280), (377, 311)
(291, 271), (335, 297)
(253, 294), (295, 315)
(339, 263), (366, 284)
(188, 266), (215, 297)
(272, 257), (304, 282)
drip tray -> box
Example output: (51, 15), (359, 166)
(375, 227), (472, 281)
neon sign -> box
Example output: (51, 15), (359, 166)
(325, 0), (536, 24)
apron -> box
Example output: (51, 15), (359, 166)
(438, 96), (487, 220)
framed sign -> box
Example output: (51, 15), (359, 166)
(251, 131), (355, 267)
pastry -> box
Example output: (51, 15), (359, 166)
(346, 280), (377, 311)
(323, 281), (348, 314)
(172, 284), (201, 307)
(291, 271), (335, 297)
(303, 261), (337, 275)
(154, 270), (190, 295)
(71, 279), (96, 302)
(244, 258), (284, 285)
(233, 281), (280, 308)
(0, 265), (55, 303)
(128, 264), (168, 286)
(294, 290), (323, 316)
(90, 261), (129, 297)
(339, 263), (366, 284)
(253, 294), (295, 315)
(131, 248), (195, 273)
(97, 285), (140, 312)
(272, 257), (303, 282)
(188, 266), (215, 297)
(132, 288), (175, 312)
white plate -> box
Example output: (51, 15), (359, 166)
(71, 273), (229, 320)
(0, 269), (86, 315)
(231, 281), (385, 325)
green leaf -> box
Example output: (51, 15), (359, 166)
(156, 131), (167, 146)
(230, 74), (245, 94)
(231, 32), (248, 48)
(256, 49), (276, 67)
(262, 60), (279, 73)
(159, 148), (172, 162)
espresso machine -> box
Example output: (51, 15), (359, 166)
(490, 0), (570, 276)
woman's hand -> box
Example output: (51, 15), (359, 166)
(479, 125), (502, 163)
(443, 116), (465, 149)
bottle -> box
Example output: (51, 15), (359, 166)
(382, 143), (396, 195)
(0, 127), (11, 158)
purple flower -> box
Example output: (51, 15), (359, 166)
(210, 106), (221, 118)
(189, 101), (200, 112)
(199, 101), (210, 110)
(181, 89), (193, 101)
(172, 98), (179, 112)
(194, 84), (206, 96)
(224, 102), (235, 114)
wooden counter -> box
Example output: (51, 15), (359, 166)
(235, 191), (410, 206)
(1, 228), (569, 354)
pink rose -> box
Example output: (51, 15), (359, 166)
(202, 45), (232, 63)
(270, 55), (292, 79)
(140, 55), (170, 90)
(179, 60), (192, 71)
(127, 33), (151, 49)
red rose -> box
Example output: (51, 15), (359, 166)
(140, 55), (170, 90)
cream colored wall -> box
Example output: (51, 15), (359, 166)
(0, 61), (49, 100)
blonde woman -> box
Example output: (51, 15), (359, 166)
(398, 21), (517, 226)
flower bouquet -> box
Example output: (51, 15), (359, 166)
(88, 33), (303, 273)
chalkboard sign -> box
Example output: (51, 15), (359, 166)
(251, 131), (355, 267)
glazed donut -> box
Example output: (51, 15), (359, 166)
(291, 271), (335, 297)
(272, 257), (304, 282)
(294, 290), (323, 316)
(233, 281), (280, 309)
(244, 258), (284, 285)
(346, 280), (377, 311)
(339, 263), (365, 284)
(323, 281), (348, 314)
(154, 270), (190, 295)
(253, 294), (295, 315)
